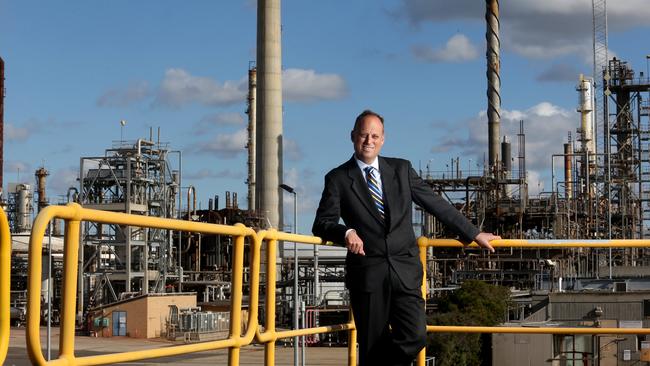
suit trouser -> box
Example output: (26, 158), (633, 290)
(349, 266), (427, 366)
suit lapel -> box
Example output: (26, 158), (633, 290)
(346, 157), (385, 225)
(379, 157), (397, 229)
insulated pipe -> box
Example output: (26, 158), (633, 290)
(187, 185), (196, 218)
(179, 185), (198, 289)
(255, 0), (283, 229)
(136, 139), (154, 155)
(486, 0), (501, 170)
(564, 143), (573, 199)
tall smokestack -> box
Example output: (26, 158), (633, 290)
(247, 66), (257, 212)
(486, 0), (501, 170)
(255, 0), (283, 229)
(501, 136), (511, 172)
(0, 57), (4, 195)
(35, 167), (49, 212)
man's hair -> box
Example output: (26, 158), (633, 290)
(353, 109), (384, 132)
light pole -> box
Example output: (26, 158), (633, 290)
(280, 183), (299, 366)
(120, 120), (126, 144)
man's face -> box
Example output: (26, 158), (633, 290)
(352, 115), (384, 164)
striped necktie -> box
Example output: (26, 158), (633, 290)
(364, 166), (385, 219)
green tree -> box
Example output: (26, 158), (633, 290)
(427, 280), (510, 366)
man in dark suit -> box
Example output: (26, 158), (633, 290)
(312, 110), (500, 365)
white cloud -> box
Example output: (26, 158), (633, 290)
(395, 0), (650, 61)
(437, 102), (577, 193)
(49, 167), (80, 196)
(412, 34), (479, 63)
(203, 112), (245, 126)
(195, 129), (248, 158)
(283, 138), (303, 161)
(97, 81), (150, 107)
(282, 167), (319, 215)
(5, 161), (32, 180)
(156, 68), (247, 107)
(536, 63), (582, 82)
(6, 123), (31, 141)
(527, 102), (570, 118)
(527, 170), (545, 196)
(194, 112), (246, 135)
(151, 67), (346, 108)
(282, 68), (347, 102)
(466, 102), (573, 171)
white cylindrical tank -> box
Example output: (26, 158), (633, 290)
(578, 76), (593, 112)
(16, 184), (33, 231)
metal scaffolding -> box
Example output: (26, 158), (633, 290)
(78, 135), (179, 309)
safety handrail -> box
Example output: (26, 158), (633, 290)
(26, 203), (261, 366)
(23, 204), (650, 366)
(254, 229), (356, 366)
(415, 237), (650, 366)
(0, 207), (11, 365)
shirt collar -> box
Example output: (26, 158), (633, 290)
(354, 155), (379, 172)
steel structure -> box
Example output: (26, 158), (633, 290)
(419, 57), (650, 290)
(592, 0), (608, 156)
(78, 135), (179, 311)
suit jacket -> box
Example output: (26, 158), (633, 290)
(312, 156), (480, 292)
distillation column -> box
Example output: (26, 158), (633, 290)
(247, 66), (257, 213)
(35, 167), (49, 212)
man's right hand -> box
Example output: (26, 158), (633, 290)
(345, 229), (366, 256)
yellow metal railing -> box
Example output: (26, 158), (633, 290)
(255, 229), (356, 366)
(0, 207), (11, 365)
(22, 203), (650, 366)
(415, 237), (650, 366)
(26, 203), (261, 366)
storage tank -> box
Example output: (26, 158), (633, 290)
(16, 183), (33, 231)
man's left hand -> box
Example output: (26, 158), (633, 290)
(474, 232), (501, 253)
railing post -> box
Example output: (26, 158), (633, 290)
(0, 208), (10, 365)
(264, 232), (277, 366)
(228, 225), (246, 366)
(348, 311), (356, 366)
(60, 218), (81, 360)
(417, 238), (428, 366)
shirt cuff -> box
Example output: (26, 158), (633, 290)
(345, 229), (356, 239)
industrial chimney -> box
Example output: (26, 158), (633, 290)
(255, 0), (283, 230)
(35, 167), (49, 212)
(486, 0), (501, 171)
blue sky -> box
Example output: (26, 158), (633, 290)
(2, 1), (650, 236)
